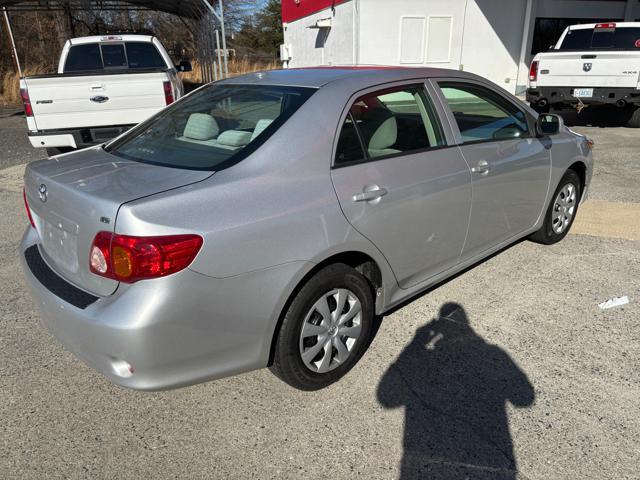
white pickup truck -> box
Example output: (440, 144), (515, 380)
(527, 22), (640, 127)
(19, 34), (192, 154)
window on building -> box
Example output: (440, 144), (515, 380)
(334, 85), (445, 166)
(399, 16), (426, 64)
(439, 83), (529, 143)
(426, 16), (453, 63)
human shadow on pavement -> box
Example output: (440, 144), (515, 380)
(378, 303), (535, 480)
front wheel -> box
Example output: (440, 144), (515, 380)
(270, 263), (375, 391)
(530, 169), (581, 245)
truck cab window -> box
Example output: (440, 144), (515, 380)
(126, 43), (166, 69)
(64, 44), (103, 72)
(101, 44), (127, 69)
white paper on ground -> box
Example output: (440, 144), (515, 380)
(598, 296), (630, 310)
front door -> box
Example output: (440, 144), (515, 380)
(330, 83), (472, 288)
(435, 81), (551, 260)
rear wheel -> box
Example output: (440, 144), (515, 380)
(625, 106), (640, 128)
(530, 169), (581, 245)
(270, 263), (374, 390)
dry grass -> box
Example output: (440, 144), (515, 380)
(0, 57), (279, 105)
(183, 57), (280, 83)
(1, 64), (51, 105)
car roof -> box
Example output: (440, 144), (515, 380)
(219, 66), (481, 89)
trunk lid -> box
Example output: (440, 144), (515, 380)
(536, 51), (640, 88)
(24, 72), (169, 131)
(24, 147), (213, 296)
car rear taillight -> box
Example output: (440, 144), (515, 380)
(23, 187), (35, 228)
(529, 60), (539, 82)
(163, 81), (174, 105)
(89, 232), (203, 283)
(595, 23), (616, 29)
(20, 89), (33, 117)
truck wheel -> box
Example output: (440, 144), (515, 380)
(533, 103), (550, 115)
(625, 106), (640, 128)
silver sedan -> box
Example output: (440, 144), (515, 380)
(20, 67), (593, 391)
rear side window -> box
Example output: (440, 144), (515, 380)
(334, 84), (445, 166)
(64, 42), (168, 72)
(439, 83), (529, 143)
(559, 27), (640, 51)
(106, 84), (315, 171)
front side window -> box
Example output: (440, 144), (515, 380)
(334, 84), (445, 166)
(439, 83), (529, 143)
(106, 84), (315, 170)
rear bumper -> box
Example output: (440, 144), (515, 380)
(28, 124), (135, 150)
(19, 227), (309, 390)
(527, 86), (640, 107)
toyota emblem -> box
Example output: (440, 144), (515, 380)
(38, 184), (48, 203)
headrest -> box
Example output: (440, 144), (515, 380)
(369, 116), (398, 150)
(183, 113), (220, 141)
(216, 130), (253, 147)
(251, 119), (274, 141)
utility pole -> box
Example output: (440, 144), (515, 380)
(2, 7), (22, 77)
(218, 0), (228, 77)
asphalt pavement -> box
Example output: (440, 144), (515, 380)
(0, 112), (638, 479)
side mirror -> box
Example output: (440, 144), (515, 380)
(536, 113), (564, 136)
(177, 61), (192, 73)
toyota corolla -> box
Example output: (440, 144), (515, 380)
(20, 67), (593, 391)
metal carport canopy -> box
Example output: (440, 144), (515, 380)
(0, 1), (217, 19)
(1, 0), (228, 78)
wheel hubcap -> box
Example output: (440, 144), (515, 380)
(551, 183), (577, 234)
(299, 288), (362, 373)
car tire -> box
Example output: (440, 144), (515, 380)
(530, 169), (582, 245)
(270, 263), (375, 391)
(625, 106), (640, 128)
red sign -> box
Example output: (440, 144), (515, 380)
(282, 0), (351, 24)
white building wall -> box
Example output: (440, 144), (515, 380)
(282, 1), (355, 68)
(282, 0), (640, 94)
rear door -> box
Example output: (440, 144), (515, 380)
(433, 80), (550, 260)
(330, 82), (472, 289)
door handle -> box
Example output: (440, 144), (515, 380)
(471, 160), (491, 175)
(89, 84), (105, 91)
(352, 185), (388, 204)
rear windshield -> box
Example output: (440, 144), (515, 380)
(558, 27), (640, 51)
(105, 84), (316, 171)
(64, 42), (167, 72)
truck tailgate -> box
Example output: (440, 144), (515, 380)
(536, 52), (640, 88)
(24, 72), (169, 131)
